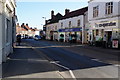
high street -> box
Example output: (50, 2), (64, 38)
(2, 39), (120, 80)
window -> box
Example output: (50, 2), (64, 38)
(105, 2), (113, 15)
(93, 6), (99, 18)
(77, 19), (80, 27)
(69, 21), (71, 28)
(61, 22), (63, 28)
(6, 19), (10, 43)
(55, 26), (57, 30)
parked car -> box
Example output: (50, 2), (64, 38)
(34, 35), (41, 40)
(28, 36), (33, 39)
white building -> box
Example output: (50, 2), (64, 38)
(58, 7), (88, 44)
(0, 0), (17, 63)
(46, 10), (63, 41)
(88, 0), (120, 48)
(46, 23), (59, 40)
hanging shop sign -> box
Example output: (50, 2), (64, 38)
(59, 28), (82, 32)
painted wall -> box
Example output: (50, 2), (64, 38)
(88, 0), (120, 43)
(88, 0), (120, 21)
(58, 14), (88, 43)
(46, 23), (58, 40)
(0, 0), (16, 63)
(0, 15), (2, 64)
(59, 15), (84, 29)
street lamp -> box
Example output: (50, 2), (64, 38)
(42, 17), (46, 24)
(42, 17), (46, 20)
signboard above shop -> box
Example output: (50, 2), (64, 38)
(95, 21), (116, 28)
(59, 28), (82, 32)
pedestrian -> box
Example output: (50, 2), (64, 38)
(16, 34), (21, 46)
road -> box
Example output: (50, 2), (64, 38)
(2, 39), (119, 80)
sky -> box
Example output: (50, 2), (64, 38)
(16, 1), (88, 29)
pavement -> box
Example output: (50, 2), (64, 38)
(2, 42), (64, 80)
(2, 39), (120, 80)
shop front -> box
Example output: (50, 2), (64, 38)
(53, 31), (58, 41)
(90, 20), (120, 48)
(59, 32), (65, 42)
(58, 28), (82, 43)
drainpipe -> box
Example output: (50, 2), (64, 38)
(82, 13), (86, 44)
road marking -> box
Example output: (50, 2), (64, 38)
(114, 64), (120, 67)
(50, 61), (77, 80)
(28, 59), (49, 62)
(29, 43), (76, 79)
(91, 59), (103, 63)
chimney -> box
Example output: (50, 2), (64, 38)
(17, 23), (19, 26)
(16, 23), (19, 27)
(22, 23), (24, 26)
(51, 10), (54, 19)
(65, 9), (70, 15)
(26, 23), (28, 26)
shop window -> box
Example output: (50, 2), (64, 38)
(96, 29), (99, 36)
(105, 2), (113, 15)
(77, 19), (80, 27)
(69, 21), (72, 28)
(93, 6), (99, 18)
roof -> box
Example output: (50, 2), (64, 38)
(21, 25), (36, 31)
(46, 13), (63, 25)
(21, 28), (27, 31)
(62, 7), (88, 19)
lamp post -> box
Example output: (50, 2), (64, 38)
(42, 17), (47, 40)
(42, 17), (46, 24)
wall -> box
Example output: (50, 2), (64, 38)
(1, 0), (16, 62)
(46, 23), (58, 40)
(88, 0), (120, 21)
(88, 0), (120, 43)
(0, 15), (2, 64)
(59, 15), (84, 29)
(58, 15), (89, 43)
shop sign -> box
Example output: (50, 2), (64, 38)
(59, 28), (82, 32)
(112, 39), (119, 48)
(95, 22), (116, 27)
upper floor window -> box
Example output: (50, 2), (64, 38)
(55, 26), (57, 30)
(93, 6), (99, 18)
(61, 22), (63, 28)
(69, 21), (72, 28)
(77, 19), (80, 27)
(105, 2), (113, 15)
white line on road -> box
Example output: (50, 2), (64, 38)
(30, 44), (76, 79)
(91, 59), (103, 63)
(50, 61), (77, 80)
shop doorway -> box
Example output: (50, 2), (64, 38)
(106, 31), (112, 47)
(107, 31), (112, 42)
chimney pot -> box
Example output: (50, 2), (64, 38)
(51, 10), (54, 19)
(26, 24), (28, 26)
(65, 9), (70, 15)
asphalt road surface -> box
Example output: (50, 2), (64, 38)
(2, 39), (119, 80)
